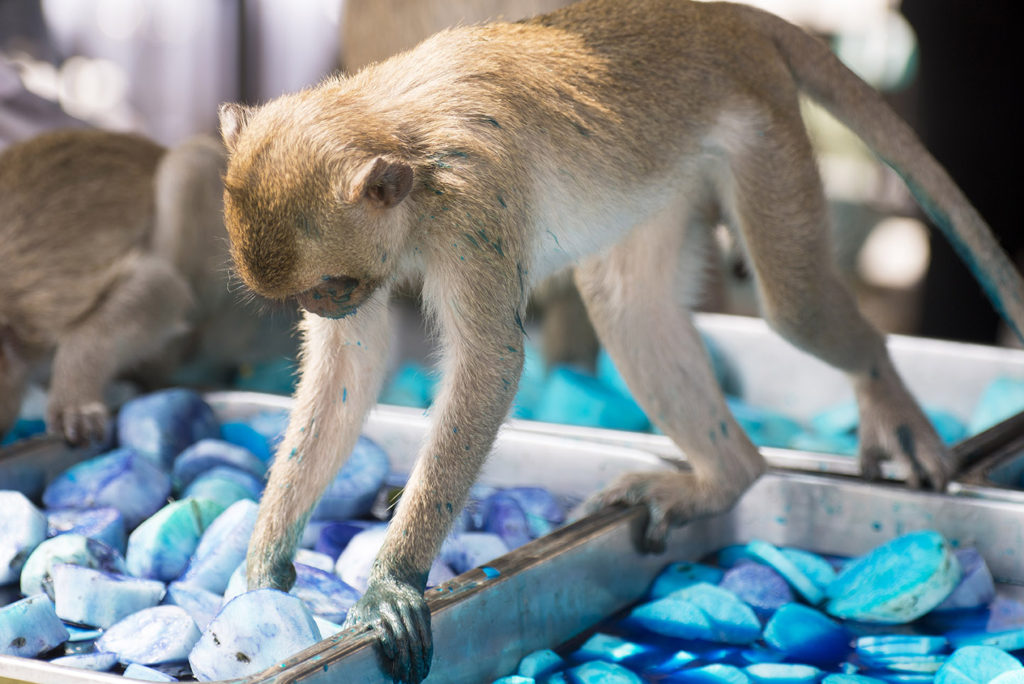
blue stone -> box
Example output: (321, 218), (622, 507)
(933, 548), (995, 612)
(42, 448), (172, 530)
(0, 594), (68, 657)
(934, 646), (1022, 684)
(122, 663), (179, 681)
(314, 521), (373, 560)
(334, 525), (388, 592)
(20, 534), (126, 596)
(573, 632), (652, 664)
(441, 532), (510, 575)
(780, 548), (836, 591)
(822, 676), (888, 684)
(502, 487), (565, 538)
(182, 466), (263, 509)
(172, 439), (266, 491)
(311, 436), (390, 521)
(745, 540), (824, 605)
(719, 563), (794, 620)
(947, 626), (1024, 651)
(492, 677), (535, 684)
(650, 562), (725, 599)
(294, 549), (335, 573)
(665, 583), (761, 644)
(665, 663), (751, 684)
(177, 499), (258, 594)
(763, 603), (849, 665)
(787, 431), (859, 456)
(125, 498), (225, 582)
(219, 422), (273, 465)
(535, 365), (650, 432)
(744, 663), (822, 684)
(188, 589), (321, 680)
(567, 660), (644, 684)
(96, 605), (200, 665)
(117, 389), (220, 469)
(49, 651), (119, 671)
(628, 595), (715, 641)
(313, 615), (343, 638)
(0, 490), (47, 584)
(991, 672), (1024, 684)
(46, 507), (126, 554)
(809, 401), (860, 437)
(0, 417), (47, 446)
(922, 596), (1024, 634)
(826, 530), (960, 623)
(379, 361), (436, 408)
(643, 649), (698, 676)
(969, 377), (1024, 435)
(518, 648), (563, 678)
(482, 493), (533, 548)
(51, 563), (165, 628)
(925, 408), (967, 445)
(290, 562), (362, 624)
(855, 635), (948, 660)
(726, 398), (804, 449)
(165, 581), (221, 632)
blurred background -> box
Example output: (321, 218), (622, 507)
(0, 0), (1020, 354)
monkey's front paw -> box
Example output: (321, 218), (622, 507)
(47, 400), (109, 446)
(859, 410), (951, 491)
(342, 577), (431, 684)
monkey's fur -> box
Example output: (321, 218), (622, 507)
(0, 129), (289, 444)
(219, 1), (1024, 681)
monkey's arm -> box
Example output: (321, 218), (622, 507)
(246, 290), (392, 591)
(343, 262), (525, 684)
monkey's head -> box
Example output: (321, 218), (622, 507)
(218, 100), (416, 319)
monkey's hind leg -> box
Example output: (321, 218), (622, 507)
(717, 107), (950, 489)
(47, 255), (193, 444)
(575, 196), (766, 552)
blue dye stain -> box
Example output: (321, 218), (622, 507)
(342, 387), (347, 403)
(382, 252), (387, 263)
(709, 429), (717, 444)
(464, 233), (480, 249)
(289, 448), (297, 459)
(507, 345), (518, 353)
(321, 275), (332, 281)
(872, 521), (882, 531)
(547, 230), (564, 251)
(445, 502), (453, 514)
(460, 256), (465, 261)
(435, 503), (442, 514)
(452, 427), (458, 434)
(514, 310), (527, 336)
(497, 195), (507, 209)
(481, 566), (500, 579)
(719, 421), (729, 438)
(485, 117), (501, 128)
(573, 122), (591, 137)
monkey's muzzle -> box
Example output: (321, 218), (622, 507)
(295, 275), (371, 319)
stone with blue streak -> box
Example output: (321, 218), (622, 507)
(172, 439), (267, 491)
(501, 487), (565, 538)
(746, 540), (826, 606)
(314, 521), (373, 560)
(165, 581), (221, 632)
(934, 645), (1022, 684)
(719, 562), (794, 620)
(0, 594), (68, 657)
(854, 634), (948, 672)
(826, 530), (960, 623)
(20, 533), (126, 596)
(188, 589), (321, 681)
(176, 499), (258, 594)
(288, 562), (362, 624)
(117, 389), (220, 469)
(932, 548), (995, 612)
(628, 594), (715, 641)
(49, 651), (119, 671)
(573, 632), (652, 664)
(42, 448), (172, 530)
(182, 466), (263, 509)
(535, 365), (650, 432)
(0, 491), (47, 585)
(441, 532), (509, 575)
(763, 603), (849, 666)
(743, 663), (822, 684)
(220, 411), (287, 465)
(649, 561), (724, 599)
(664, 663), (750, 683)
(517, 649), (563, 679)
(46, 507), (126, 554)
(122, 663), (180, 681)
(311, 436), (390, 520)
(96, 604), (200, 665)
(568, 660), (644, 684)
(482, 492), (534, 549)
(947, 625), (1024, 651)
(665, 583), (762, 644)
(50, 562), (165, 628)
(126, 498), (225, 582)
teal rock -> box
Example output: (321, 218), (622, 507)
(117, 389), (220, 469)
(568, 660), (644, 684)
(649, 562), (725, 599)
(787, 430), (859, 456)
(219, 422), (273, 464)
(122, 663), (179, 681)
(925, 408), (967, 445)
(535, 365), (649, 432)
(126, 498), (225, 582)
(809, 401), (860, 437)
(644, 649), (698, 675)
(172, 439), (266, 491)
(183, 466), (262, 509)
(0, 417), (47, 446)
(667, 664), (751, 684)
(46, 507), (126, 554)
(231, 356), (298, 395)
(313, 615), (343, 638)
(65, 623), (103, 642)
(441, 532), (510, 575)
(629, 594), (715, 641)
(311, 436), (390, 521)
(666, 583), (761, 644)
(20, 533), (126, 596)
(96, 605), (200, 665)
(0, 594), (68, 657)
(518, 648), (563, 678)
(380, 361), (436, 408)
(42, 448), (172, 530)
(51, 563), (165, 628)
(780, 548), (836, 591)
(947, 626), (1024, 651)
(165, 582), (222, 632)
(822, 676), (887, 684)
(969, 377), (1024, 435)
(493, 677), (535, 684)
(826, 530), (960, 623)
(744, 663), (822, 684)
(992, 672), (1024, 684)
(763, 603), (849, 665)
(855, 635), (947, 664)
(574, 632), (652, 663)
(188, 589), (321, 680)
(726, 398), (804, 449)
(50, 651), (119, 671)
(0, 491), (47, 584)
(934, 646), (1022, 684)
(745, 540), (825, 605)
(177, 499), (258, 594)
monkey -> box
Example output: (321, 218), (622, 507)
(217, 1), (1024, 681)
(0, 129), (297, 445)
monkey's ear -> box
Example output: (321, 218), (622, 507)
(350, 157), (414, 208)
(219, 103), (254, 153)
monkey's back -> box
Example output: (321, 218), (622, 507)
(0, 129), (165, 348)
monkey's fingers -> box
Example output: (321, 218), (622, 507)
(377, 603), (412, 682)
(49, 401), (109, 446)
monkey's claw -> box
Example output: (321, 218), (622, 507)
(48, 400), (109, 446)
(342, 577), (432, 684)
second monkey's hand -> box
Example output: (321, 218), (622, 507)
(342, 570), (432, 684)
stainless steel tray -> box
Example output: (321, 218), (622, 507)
(3, 392), (1024, 683)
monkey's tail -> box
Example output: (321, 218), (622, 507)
(756, 8), (1024, 342)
